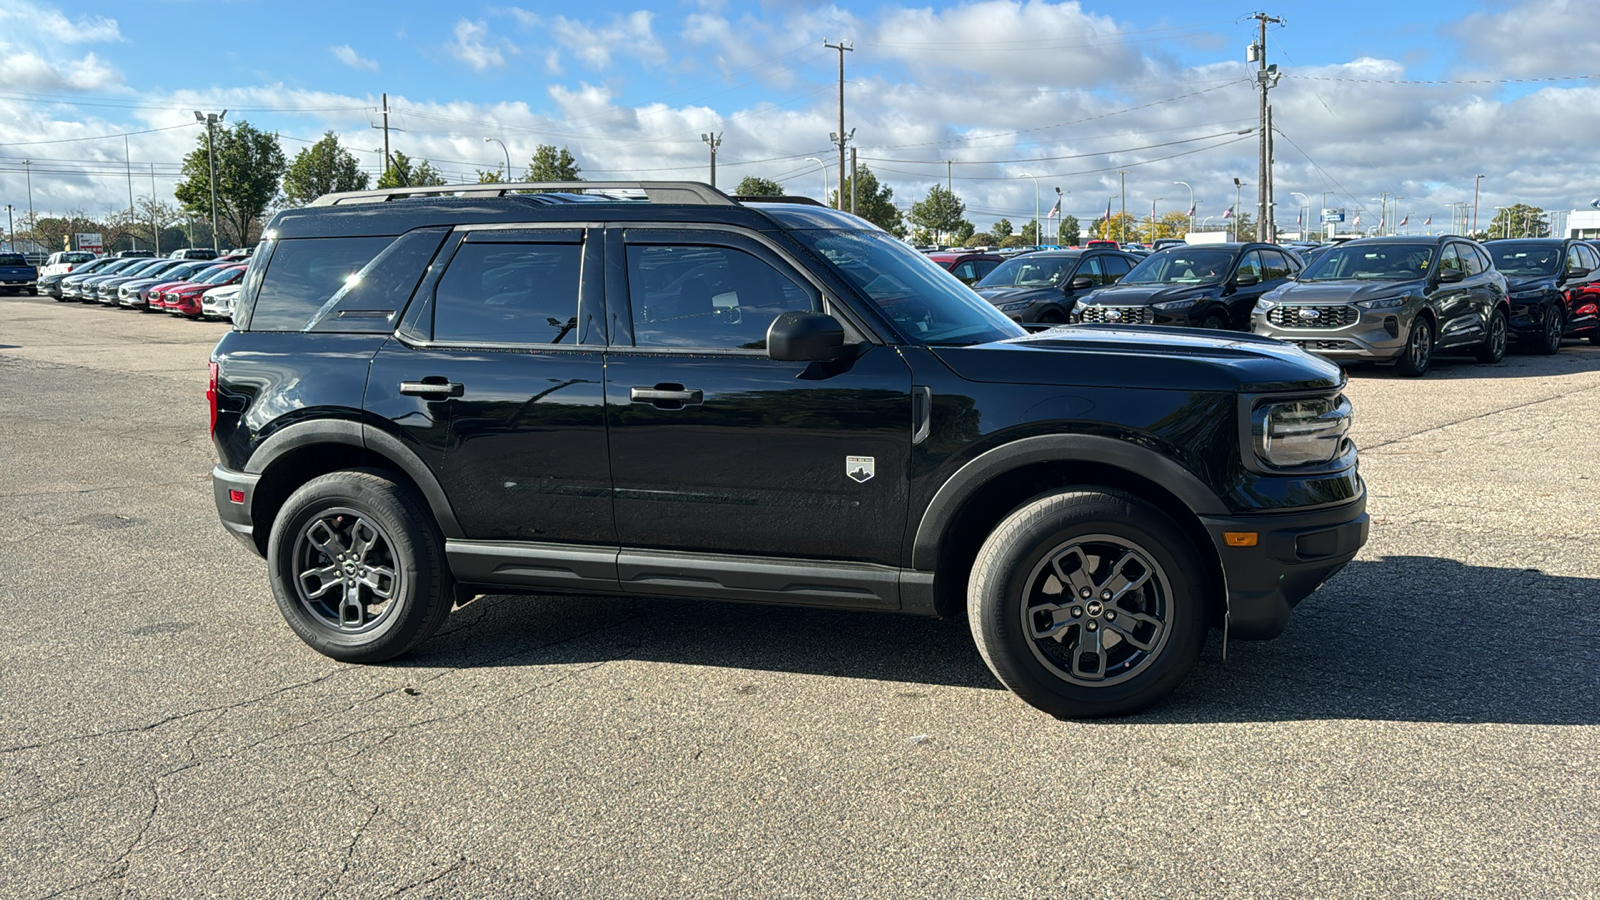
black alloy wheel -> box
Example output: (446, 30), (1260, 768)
(968, 489), (1207, 718)
(1536, 303), (1565, 355)
(1474, 308), (1508, 364)
(267, 469), (453, 662)
(1396, 315), (1433, 377)
(1199, 312), (1228, 330)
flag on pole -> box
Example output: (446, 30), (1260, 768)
(1150, 200), (1157, 222)
(1353, 213), (1361, 227)
(1222, 206), (1234, 219)
(1046, 195), (1061, 219)
(1297, 209), (1303, 231)
(1423, 215), (1432, 226)
(1105, 197), (1113, 221)
(1378, 214), (1385, 232)
(1188, 203), (1196, 217)
(1399, 214), (1409, 227)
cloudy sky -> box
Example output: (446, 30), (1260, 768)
(2, 0), (1598, 234)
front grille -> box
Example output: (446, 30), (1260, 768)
(1269, 305), (1358, 328)
(1079, 305), (1152, 325)
(1292, 339), (1360, 351)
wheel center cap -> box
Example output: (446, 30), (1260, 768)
(1086, 600), (1104, 617)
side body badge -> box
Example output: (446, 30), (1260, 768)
(846, 456), (875, 483)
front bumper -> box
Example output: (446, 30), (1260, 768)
(213, 465), (263, 556)
(1252, 305), (1410, 363)
(1200, 492), (1369, 640)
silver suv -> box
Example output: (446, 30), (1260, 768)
(1251, 236), (1509, 377)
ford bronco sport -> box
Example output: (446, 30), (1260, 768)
(211, 181), (1368, 718)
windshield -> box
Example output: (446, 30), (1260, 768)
(1488, 242), (1561, 276)
(1301, 243), (1433, 281)
(200, 266), (244, 285)
(975, 255), (1074, 289)
(1121, 249), (1236, 284)
(791, 230), (1026, 346)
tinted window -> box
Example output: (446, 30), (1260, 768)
(1302, 243), (1434, 281)
(627, 244), (814, 350)
(976, 255), (1076, 288)
(1076, 256), (1105, 286)
(1260, 250), (1293, 280)
(0, 254), (26, 266)
(974, 259), (1001, 279)
(1438, 244), (1465, 276)
(1462, 244), (1486, 276)
(1579, 245), (1599, 270)
(1236, 251), (1264, 281)
(433, 242), (581, 344)
(952, 261), (979, 283)
(1101, 254), (1133, 280)
(1486, 242), (1558, 276)
(1122, 249), (1235, 284)
(249, 236), (392, 331)
(1567, 244), (1586, 273)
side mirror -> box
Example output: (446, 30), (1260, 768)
(1070, 276), (1094, 290)
(1235, 273), (1260, 287)
(768, 311), (846, 361)
(1564, 266), (1591, 281)
(1436, 268), (1466, 284)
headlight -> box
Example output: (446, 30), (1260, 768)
(1355, 296), (1404, 310)
(1152, 297), (1195, 310)
(997, 300), (1032, 311)
(1252, 395), (1352, 467)
(1253, 297), (1276, 313)
(1508, 290), (1543, 301)
(1073, 298), (1089, 311)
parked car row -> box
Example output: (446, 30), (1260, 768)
(955, 236), (1599, 377)
(42, 253), (246, 320)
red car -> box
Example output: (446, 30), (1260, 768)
(145, 262), (240, 312)
(156, 265), (247, 317)
(927, 250), (1004, 285)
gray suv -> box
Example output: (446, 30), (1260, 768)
(1251, 235), (1509, 377)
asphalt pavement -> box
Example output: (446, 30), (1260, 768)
(2, 295), (1597, 898)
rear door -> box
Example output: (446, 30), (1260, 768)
(603, 225), (913, 601)
(1431, 243), (1480, 348)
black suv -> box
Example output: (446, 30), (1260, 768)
(211, 181), (1368, 718)
(971, 248), (1140, 324)
(1075, 243), (1300, 329)
(1483, 238), (1600, 353)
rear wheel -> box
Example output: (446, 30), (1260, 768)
(1474, 308), (1508, 363)
(267, 469), (453, 663)
(1396, 316), (1433, 377)
(1535, 303), (1564, 355)
(968, 489), (1209, 718)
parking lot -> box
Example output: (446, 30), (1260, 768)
(2, 295), (1598, 897)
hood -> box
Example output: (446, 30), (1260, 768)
(1269, 278), (1423, 304)
(1506, 275), (1557, 294)
(931, 324), (1343, 394)
(1080, 283), (1215, 306)
(975, 285), (1062, 306)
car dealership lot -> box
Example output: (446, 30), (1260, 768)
(2, 297), (1597, 897)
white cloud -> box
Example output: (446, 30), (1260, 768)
(0, 2), (122, 44)
(0, 49), (120, 92)
(330, 44), (379, 72)
(445, 18), (512, 71)
(549, 11), (667, 70)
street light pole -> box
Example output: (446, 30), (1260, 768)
(1472, 174), (1485, 238)
(804, 157), (830, 209)
(483, 137), (511, 180)
(1174, 181), (1194, 235)
(1018, 173), (1039, 248)
(700, 133), (722, 188)
(1233, 177), (1246, 242)
(1290, 191), (1308, 239)
(194, 109), (227, 251)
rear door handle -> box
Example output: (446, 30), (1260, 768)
(630, 385), (703, 409)
(399, 377), (464, 398)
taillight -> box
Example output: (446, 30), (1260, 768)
(207, 361), (219, 438)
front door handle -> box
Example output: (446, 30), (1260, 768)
(630, 384), (703, 409)
(399, 377), (464, 398)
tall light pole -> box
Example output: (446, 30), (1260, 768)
(1118, 169), (1129, 244)
(1174, 181), (1194, 235)
(23, 159), (33, 225)
(804, 157), (830, 208)
(1472, 174), (1485, 238)
(1148, 196), (1163, 243)
(1290, 191), (1309, 239)
(4, 204), (12, 252)
(1493, 206), (1509, 239)
(700, 133), (722, 188)
(194, 110), (227, 251)
(483, 137), (511, 180)
(1017, 173), (1039, 247)
(1233, 177), (1247, 242)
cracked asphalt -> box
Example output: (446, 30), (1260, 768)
(2, 295), (1598, 898)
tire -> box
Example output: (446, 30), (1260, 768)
(267, 469), (453, 663)
(1198, 312), (1228, 330)
(967, 489), (1209, 718)
(1474, 307), (1508, 364)
(1037, 311), (1066, 325)
(1396, 315), (1433, 377)
(1534, 303), (1564, 355)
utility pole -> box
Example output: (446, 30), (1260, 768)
(149, 163), (160, 256)
(700, 132), (722, 188)
(824, 39), (853, 211)
(1472, 174), (1484, 238)
(946, 161), (952, 194)
(382, 93), (391, 182)
(125, 135), (137, 250)
(1118, 169), (1128, 244)
(195, 110), (227, 251)
(849, 146), (858, 215)
(1249, 12), (1283, 242)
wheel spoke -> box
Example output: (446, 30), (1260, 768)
(348, 518), (382, 562)
(1098, 550), (1151, 602)
(1028, 603), (1075, 641)
(338, 583), (365, 628)
(298, 564), (342, 600)
(1073, 625), (1106, 679)
(1050, 546), (1096, 601)
(1104, 614), (1159, 651)
(359, 566), (397, 600)
(305, 518), (348, 559)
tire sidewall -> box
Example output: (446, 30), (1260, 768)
(266, 472), (447, 662)
(970, 491), (1207, 718)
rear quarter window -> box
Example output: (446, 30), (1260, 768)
(245, 236), (395, 331)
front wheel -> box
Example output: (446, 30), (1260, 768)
(1396, 316), (1433, 377)
(1198, 312), (1229, 330)
(267, 469), (453, 663)
(1535, 303), (1564, 355)
(967, 490), (1209, 718)
(1474, 307), (1508, 363)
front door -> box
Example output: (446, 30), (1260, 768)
(602, 227), (914, 574)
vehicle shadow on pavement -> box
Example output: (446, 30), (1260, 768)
(1346, 343), (1600, 380)
(1165, 555), (1600, 725)
(406, 591), (1003, 691)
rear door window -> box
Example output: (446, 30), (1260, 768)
(430, 240), (583, 345)
(1101, 254), (1132, 282)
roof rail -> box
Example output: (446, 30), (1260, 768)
(308, 180), (737, 208)
(734, 194), (825, 207)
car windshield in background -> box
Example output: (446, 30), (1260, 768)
(1488, 243), (1561, 276)
(0, 254), (26, 266)
(200, 266), (243, 284)
(1301, 244), (1433, 281)
(791, 230), (1026, 346)
(975, 256), (1073, 289)
(1121, 249), (1236, 284)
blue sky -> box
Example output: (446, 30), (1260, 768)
(3, 0), (1599, 233)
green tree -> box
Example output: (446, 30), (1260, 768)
(1138, 211), (1192, 243)
(829, 166), (904, 236)
(477, 166), (507, 183)
(281, 131), (369, 207)
(734, 176), (783, 197)
(992, 218), (1014, 241)
(1058, 214), (1081, 247)
(174, 119), (288, 248)
(951, 220), (976, 245)
(910, 184), (967, 244)
(1229, 210), (1256, 241)
(376, 152), (448, 189)
(1487, 204), (1548, 239)
(524, 145), (582, 183)
(1019, 220), (1040, 245)
(1091, 211), (1138, 242)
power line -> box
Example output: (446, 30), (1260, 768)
(860, 128), (1252, 166)
(0, 122), (199, 148)
(868, 133), (1253, 183)
(1285, 73), (1600, 86)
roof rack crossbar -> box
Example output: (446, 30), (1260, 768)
(309, 181), (737, 207)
